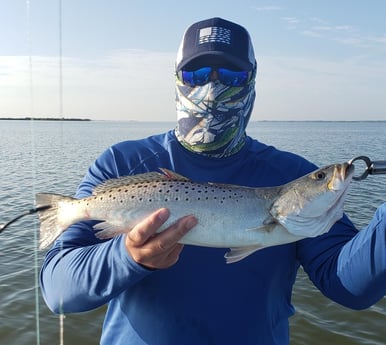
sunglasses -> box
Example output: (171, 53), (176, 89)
(177, 67), (252, 87)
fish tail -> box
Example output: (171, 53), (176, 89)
(35, 193), (77, 250)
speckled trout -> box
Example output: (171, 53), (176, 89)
(29, 163), (354, 263)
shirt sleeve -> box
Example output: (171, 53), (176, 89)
(298, 203), (386, 310)
(337, 202), (386, 306)
(40, 147), (153, 314)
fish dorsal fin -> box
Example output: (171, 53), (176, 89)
(92, 169), (191, 195)
(159, 168), (191, 182)
(207, 181), (255, 189)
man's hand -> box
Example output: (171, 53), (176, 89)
(125, 208), (197, 269)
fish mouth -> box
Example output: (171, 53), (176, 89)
(345, 162), (355, 179)
(328, 162), (354, 192)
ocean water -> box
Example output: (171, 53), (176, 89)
(0, 120), (385, 344)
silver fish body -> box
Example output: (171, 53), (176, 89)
(36, 163), (354, 263)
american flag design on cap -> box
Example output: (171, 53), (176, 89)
(198, 27), (231, 45)
(175, 17), (256, 72)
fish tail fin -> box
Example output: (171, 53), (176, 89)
(35, 193), (77, 250)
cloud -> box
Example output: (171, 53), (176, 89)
(253, 6), (283, 12)
(301, 30), (322, 38)
(283, 14), (386, 53)
(0, 56), (29, 84)
(333, 37), (364, 47)
(254, 55), (386, 121)
(2, 50), (385, 121)
(367, 34), (386, 44)
(0, 50), (177, 120)
(309, 17), (329, 25)
(281, 17), (300, 25)
(301, 24), (354, 40)
(334, 25), (354, 32)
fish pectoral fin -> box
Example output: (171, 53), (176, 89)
(93, 221), (129, 240)
(246, 218), (277, 233)
(277, 214), (335, 238)
(224, 245), (265, 264)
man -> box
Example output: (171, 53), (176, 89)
(40, 17), (386, 345)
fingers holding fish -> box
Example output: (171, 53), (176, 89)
(125, 208), (198, 269)
(126, 208), (170, 245)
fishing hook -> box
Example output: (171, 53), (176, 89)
(348, 155), (386, 181)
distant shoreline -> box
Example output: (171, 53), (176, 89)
(0, 117), (91, 121)
(1, 117), (384, 123)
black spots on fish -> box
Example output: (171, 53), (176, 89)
(89, 181), (248, 204)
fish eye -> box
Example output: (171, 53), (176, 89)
(314, 171), (326, 180)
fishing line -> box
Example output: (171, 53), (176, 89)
(26, 1), (65, 344)
(57, 1), (66, 344)
(25, 1), (42, 344)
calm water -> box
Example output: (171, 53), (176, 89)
(0, 120), (385, 344)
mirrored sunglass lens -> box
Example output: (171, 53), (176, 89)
(181, 67), (211, 86)
(218, 69), (249, 86)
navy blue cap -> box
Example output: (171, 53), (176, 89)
(176, 17), (256, 71)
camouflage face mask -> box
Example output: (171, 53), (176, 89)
(175, 78), (255, 158)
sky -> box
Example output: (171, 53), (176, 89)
(1, 0), (386, 121)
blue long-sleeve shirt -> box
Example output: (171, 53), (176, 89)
(40, 130), (386, 345)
